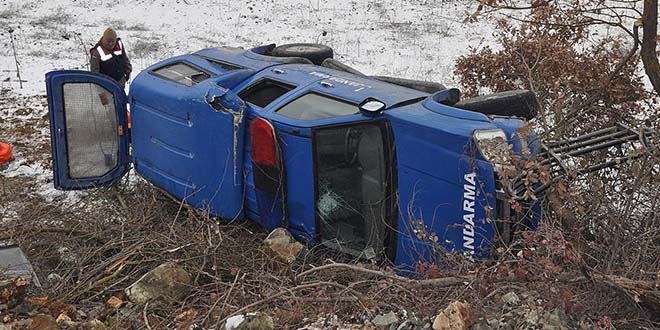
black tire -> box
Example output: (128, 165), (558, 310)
(318, 58), (448, 94)
(371, 76), (446, 94)
(454, 90), (539, 120)
(270, 43), (334, 65)
(321, 58), (365, 75)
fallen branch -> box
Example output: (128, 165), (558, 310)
(0, 227), (105, 244)
(602, 275), (660, 318)
(296, 261), (409, 282)
(143, 301), (152, 330)
(296, 261), (473, 288)
(407, 276), (475, 289)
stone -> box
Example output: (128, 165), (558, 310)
(124, 262), (192, 305)
(524, 308), (540, 326)
(224, 312), (274, 330)
(397, 319), (422, 330)
(0, 245), (41, 288)
(372, 311), (399, 328)
(56, 312), (71, 324)
(29, 314), (58, 330)
(541, 309), (566, 330)
(62, 319), (107, 330)
(432, 301), (473, 330)
(414, 323), (432, 330)
(501, 292), (520, 306)
(263, 228), (305, 264)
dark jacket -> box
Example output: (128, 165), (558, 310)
(90, 38), (132, 88)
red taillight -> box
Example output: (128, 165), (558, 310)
(250, 118), (279, 167)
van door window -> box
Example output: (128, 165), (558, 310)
(314, 123), (390, 259)
(276, 93), (358, 120)
(62, 83), (119, 178)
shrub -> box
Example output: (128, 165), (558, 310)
(455, 3), (660, 283)
(454, 5), (649, 136)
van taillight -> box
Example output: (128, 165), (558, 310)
(250, 118), (279, 167)
(249, 117), (287, 229)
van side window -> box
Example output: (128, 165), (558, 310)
(151, 62), (211, 86)
(276, 93), (358, 120)
(238, 79), (296, 108)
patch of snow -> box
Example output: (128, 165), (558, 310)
(2, 158), (44, 177)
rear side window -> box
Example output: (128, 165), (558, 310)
(205, 59), (243, 72)
(151, 62), (211, 86)
(276, 93), (358, 120)
(239, 79), (295, 108)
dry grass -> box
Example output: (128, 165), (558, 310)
(2, 164), (659, 329)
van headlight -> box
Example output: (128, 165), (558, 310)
(473, 129), (512, 167)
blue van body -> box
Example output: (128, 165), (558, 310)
(46, 45), (540, 273)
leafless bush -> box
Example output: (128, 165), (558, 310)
(131, 37), (165, 59)
(106, 19), (128, 31)
(106, 19), (149, 32)
(126, 23), (149, 32)
(454, 5), (650, 137)
(31, 8), (72, 29)
(5, 169), (656, 328)
(0, 7), (19, 20)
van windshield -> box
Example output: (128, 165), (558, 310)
(277, 93), (358, 120)
(313, 123), (391, 259)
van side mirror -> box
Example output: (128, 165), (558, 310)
(359, 98), (385, 116)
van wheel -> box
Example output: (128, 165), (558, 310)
(371, 76), (446, 94)
(454, 90), (540, 120)
(270, 43), (334, 65)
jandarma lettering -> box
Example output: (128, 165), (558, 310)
(462, 172), (476, 259)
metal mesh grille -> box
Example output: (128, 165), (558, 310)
(63, 83), (118, 179)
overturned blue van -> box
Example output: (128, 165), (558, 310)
(46, 43), (553, 272)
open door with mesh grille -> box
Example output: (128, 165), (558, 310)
(46, 70), (130, 189)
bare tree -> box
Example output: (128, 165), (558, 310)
(641, 0), (660, 94)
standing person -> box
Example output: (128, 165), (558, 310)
(90, 28), (132, 90)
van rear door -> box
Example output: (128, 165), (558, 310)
(45, 70), (130, 189)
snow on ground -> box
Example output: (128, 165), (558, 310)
(0, 0), (496, 214)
